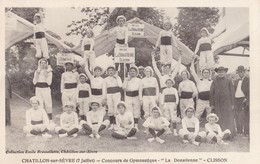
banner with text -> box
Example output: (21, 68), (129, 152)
(114, 47), (135, 63)
(128, 23), (144, 37)
(56, 53), (75, 66)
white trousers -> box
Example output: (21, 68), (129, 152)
(62, 89), (77, 106)
(107, 92), (121, 116)
(143, 96), (156, 119)
(36, 87), (52, 114)
(199, 50), (214, 70)
(162, 103), (178, 122)
(78, 98), (90, 116)
(125, 96), (141, 118)
(180, 98), (194, 118)
(35, 38), (49, 59)
(195, 99), (211, 120)
(160, 45), (173, 64)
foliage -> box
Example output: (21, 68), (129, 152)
(66, 7), (167, 37)
(173, 7), (220, 51)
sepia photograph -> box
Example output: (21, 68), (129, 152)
(4, 3), (254, 161)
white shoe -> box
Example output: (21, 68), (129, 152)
(108, 124), (114, 130)
(71, 133), (78, 138)
(42, 133), (52, 138)
(26, 133), (36, 137)
(183, 140), (189, 144)
(192, 141), (200, 146)
(59, 133), (68, 138)
(89, 134), (94, 138)
(127, 136), (137, 140)
(95, 134), (101, 139)
(134, 124), (139, 132)
(148, 137), (155, 143)
(218, 140), (229, 145)
(166, 129), (173, 134)
(173, 129), (179, 136)
(156, 137), (165, 144)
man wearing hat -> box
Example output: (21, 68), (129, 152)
(234, 65), (250, 136)
(137, 66), (145, 79)
(33, 58), (53, 121)
(205, 113), (231, 145)
(104, 65), (123, 130)
(61, 61), (78, 106)
(152, 52), (181, 92)
(33, 13), (49, 60)
(85, 63), (106, 105)
(80, 101), (110, 139)
(190, 60), (213, 120)
(210, 66), (236, 139)
(123, 65), (142, 130)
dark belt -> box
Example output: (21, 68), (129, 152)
(107, 86), (121, 94)
(35, 32), (45, 39)
(198, 91), (210, 100)
(143, 87), (156, 96)
(161, 36), (172, 45)
(126, 90), (139, 97)
(64, 83), (77, 89)
(78, 90), (89, 98)
(92, 122), (98, 125)
(164, 94), (176, 103)
(116, 39), (125, 44)
(199, 43), (212, 52)
(187, 128), (195, 132)
(180, 91), (193, 99)
(160, 87), (167, 93)
(84, 44), (91, 51)
(206, 131), (218, 135)
(31, 120), (43, 125)
(35, 82), (49, 88)
(91, 88), (102, 95)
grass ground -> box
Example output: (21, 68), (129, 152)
(6, 95), (250, 152)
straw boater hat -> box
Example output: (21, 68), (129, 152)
(89, 101), (101, 107)
(215, 66), (228, 73)
(206, 113), (219, 122)
(34, 13), (42, 19)
(181, 70), (190, 79)
(116, 15), (126, 23)
(165, 78), (175, 85)
(200, 27), (210, 36)
(78, 73), (88, 80)
(63, 101), (76, 110)
(29, 96), (41, 105)
(144, 66), (154, 76)
(38, 58), (48, 67)
(151, 106), (162, 115)
(129, 65), (139, 75)
(184, 106), (195, 115)
(163, 21), (173, 29)
(138, 66), (144, 70)
(94, 65), (103, 73)
(117, 101), (126, 109)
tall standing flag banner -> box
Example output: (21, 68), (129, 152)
(128, 23), (144, 37)
(6, 13), (17, 30)
(114, 47), (135, 63)
(56, 53), (75, 66)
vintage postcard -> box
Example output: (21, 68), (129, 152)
(1, 0), (260, 163)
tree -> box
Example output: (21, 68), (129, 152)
(66, 7), (167, 37)
(66, 7), (110, 36)
(173, 7), (220, 51)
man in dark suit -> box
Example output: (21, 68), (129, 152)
(234, 65), (249, 137)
